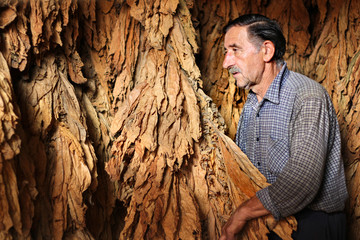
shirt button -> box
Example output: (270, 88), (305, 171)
(256, 137), (259, 141)
(257, 162), (261, 166)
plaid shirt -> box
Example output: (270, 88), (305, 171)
(236, 64), (348, 220)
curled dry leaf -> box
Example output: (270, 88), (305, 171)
(15, 53), (98, 239)
(340, 48), (360, 238)
(0, 7), (17, 29)
(0, 52), (22, 238)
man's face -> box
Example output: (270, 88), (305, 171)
(223, 26), (264, 90)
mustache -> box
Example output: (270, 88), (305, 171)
(228, 66), (241, 75)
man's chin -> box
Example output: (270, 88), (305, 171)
(236, 80), (249, 89)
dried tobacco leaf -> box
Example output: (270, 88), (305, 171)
(0, 52), (22, 238)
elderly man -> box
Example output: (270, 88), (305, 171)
(220, 14), (348, 240)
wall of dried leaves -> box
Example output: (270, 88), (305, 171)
(0, 0), (359, 239)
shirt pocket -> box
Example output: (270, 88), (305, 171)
(267, 137), (290, 176)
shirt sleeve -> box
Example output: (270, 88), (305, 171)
(256, 95), (330, 220)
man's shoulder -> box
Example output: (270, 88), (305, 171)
(285, 70), (328, 99)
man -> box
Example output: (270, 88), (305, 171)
(220, 14), (348, 240)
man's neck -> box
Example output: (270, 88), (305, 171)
(254, 62), (283, 102)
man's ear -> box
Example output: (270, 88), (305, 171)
(261, 40), (275, 62)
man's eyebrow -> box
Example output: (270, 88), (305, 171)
(223, 43), (241, 52)
(225, 43), (241, 49)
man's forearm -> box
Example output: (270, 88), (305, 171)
(240, 195), (271, 220)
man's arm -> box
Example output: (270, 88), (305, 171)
(219, 196), (271, 240)
(258, 96), (331, 219)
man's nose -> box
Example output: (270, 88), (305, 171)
(222, 52), (234, 69)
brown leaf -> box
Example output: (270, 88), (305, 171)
(0, 7), (16, 29)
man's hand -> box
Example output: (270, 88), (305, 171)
(219, 207), (247, 240)
(219, 196), (271, 240)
